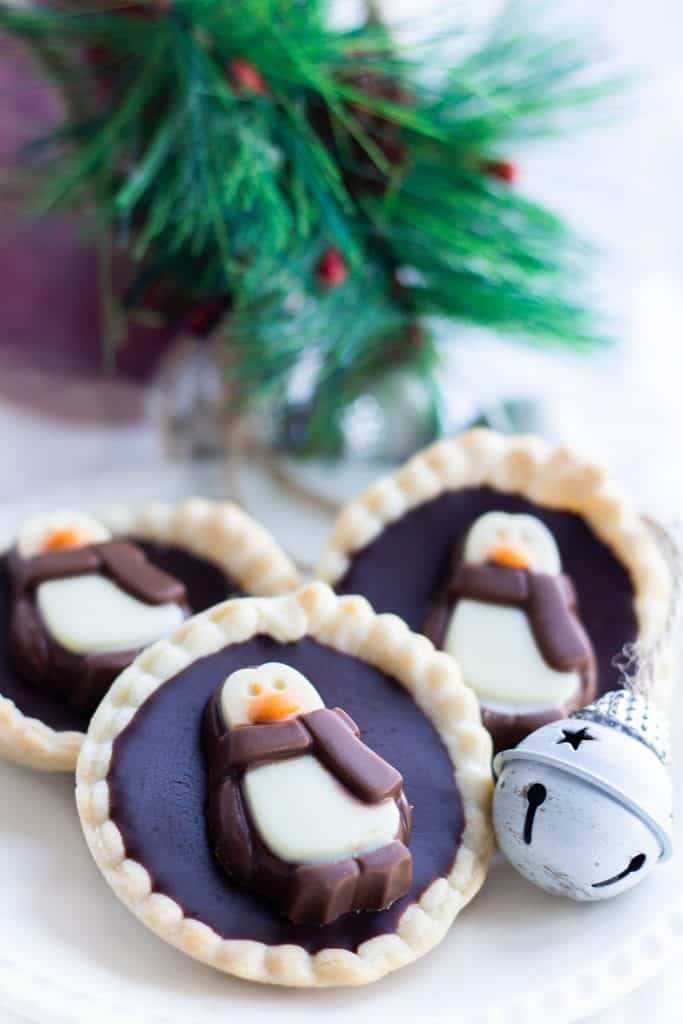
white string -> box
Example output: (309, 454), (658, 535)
(612, 520), (682, 698)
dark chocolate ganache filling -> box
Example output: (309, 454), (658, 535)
(337, 486), (638, 699)
(107, 636), (463, 953)
(0, 540), (237, 733)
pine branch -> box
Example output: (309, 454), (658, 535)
(0, 0), (620, 453)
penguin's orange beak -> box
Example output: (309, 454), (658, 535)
(41, 527), (91, 552)
(249, 692), (301, 724)
(489, 543), (531, 570)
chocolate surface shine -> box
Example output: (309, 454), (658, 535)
(107, 636), (463, 952)
(0, 540), (236, 732)
(338, 486), (638, 698)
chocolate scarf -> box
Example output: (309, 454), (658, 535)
(424, 562), (594, 675)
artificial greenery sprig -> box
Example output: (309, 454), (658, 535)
(1, 0), (615, 452)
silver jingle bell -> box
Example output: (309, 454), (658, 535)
(492, 689), (674, 901)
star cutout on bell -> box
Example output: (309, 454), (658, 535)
(492, 689), (673, 901)
(557, 726), (595, 751)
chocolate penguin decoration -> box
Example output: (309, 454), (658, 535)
(424, 511), (597, 750)
(8, 511), (188, 715)
(203, 662), (413, 925)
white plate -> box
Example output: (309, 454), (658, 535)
(0, 467), (680, 1023)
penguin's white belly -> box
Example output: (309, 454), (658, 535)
(444, 599), (580, 709)
(243, 755), (400, 864)
(37, 574), (184, 655)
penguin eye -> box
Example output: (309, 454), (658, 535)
(272, 678), (287, 691)
(247, 682), (263, 696)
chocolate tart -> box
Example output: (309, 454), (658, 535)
(317, 430), (672, 748)
(0, 499), (298, 771)
(76, 583), (493, 987)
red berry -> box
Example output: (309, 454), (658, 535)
(229, 58), (267, 96)
(481, 159), (518, 184)
(317, 249), (348, 289)
(185, 295), (230, 337)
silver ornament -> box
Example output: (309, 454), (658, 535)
(492, 690), (673, 901)
(573, 688), (670, 764)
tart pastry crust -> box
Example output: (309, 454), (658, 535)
(317, 430), (673, 706)
(76, 582), (494, 987)
(1, 499), (299, 772)
(103, 497), (298, 599)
